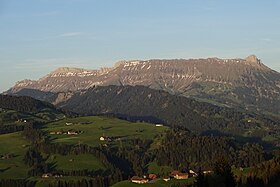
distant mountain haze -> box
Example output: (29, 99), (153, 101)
(6, 55), (280, 117)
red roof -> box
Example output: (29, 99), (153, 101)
(148, 174), (157, 179)
(171, 170), (181, 176)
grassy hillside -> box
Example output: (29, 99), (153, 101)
(0, 132), (31, 179)
(57, 85), (280, 143)
(111, 178), (195, 187)
(147, 162), (172, 175)
(0, 115), (278, 187)
(46, 154), (106, 172)
(0, 108), (66, 137)
(44, 116), (168, 147)
(0, 116), (168, 182)
(0, 95), (65, 122)
(0, 109), (54, 125)
(111, 180), (167, 187)
(31, 176), (94, 187)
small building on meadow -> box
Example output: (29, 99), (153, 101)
(170, 170), (181, 177)
(99, 136), (112, 141)
(163, 177), (170, 182)
(148, 173), (157, 179)
(131, 176), (149, 184)
(189, 169), (198, 177)
(67, 131), (79, 135)
(42, 173), (52, 178)
(171, 170), (188, 179)
(174, 173), (188, 179)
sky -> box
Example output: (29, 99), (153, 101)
(0, 0), (280, 92)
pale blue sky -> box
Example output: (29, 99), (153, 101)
(0, 0), (280, 92)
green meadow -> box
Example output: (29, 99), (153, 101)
(45, 116), (168, 147)
(0, 116), (168, 180)
(46, 154), (106, 172)
(0, 132), (30, 179)
(112, 178), (195, 187)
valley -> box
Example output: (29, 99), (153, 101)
(1, 57), (280, 187)
(0, 98), (280, 186)
(2, 1), (280, 186)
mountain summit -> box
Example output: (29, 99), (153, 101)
(6, 55), (280, 116)
(246, 54), (259, 63)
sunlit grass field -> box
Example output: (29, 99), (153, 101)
(0, 132), (30, 179)
(44, 116), (168, 147)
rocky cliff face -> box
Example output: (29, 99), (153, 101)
(8, 67), (113, 93)
(6, 55), (280, 116)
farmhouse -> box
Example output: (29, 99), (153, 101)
(148, 173), (157, 179)
(163, 177), (170, 182)
(171, 170), (188, 179)
(67, 131), (79, 135)
(42, 173), (52, 178)
(170, 170), (181, 177)
(99, 136), (112, 141)
(174, 173), (188, 179)
(131, 176), (149, 184)
(189, 169), (198, 177)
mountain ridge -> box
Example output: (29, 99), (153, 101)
(8, 55), (273, 91)
(6, 55), (280, 116)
